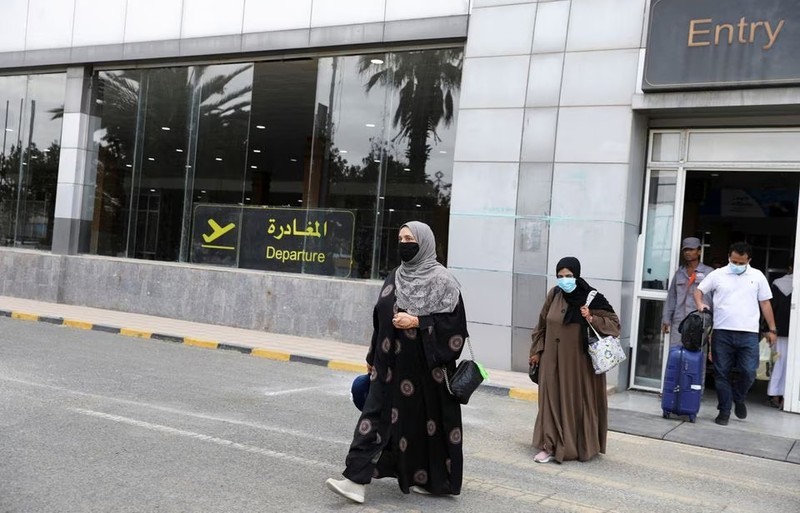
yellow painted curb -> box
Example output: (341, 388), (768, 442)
(328, 360), (367, 373)
(64, 319), (93, 330)
(508, 388), (538, 402)
(119, 328), (152, 339)
(251, 348), (291, 361)
(11, 312), (38, 322)
(183, 337), (218, 349)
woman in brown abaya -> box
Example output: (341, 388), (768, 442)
(528, 256), (621, 463)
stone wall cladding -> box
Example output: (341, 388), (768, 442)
(0, 248), (379, 345)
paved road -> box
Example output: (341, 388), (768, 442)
(0, 318), (797, 513)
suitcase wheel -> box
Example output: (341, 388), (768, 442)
(662, 410), (669, 419)
(688, 415), (696, 423)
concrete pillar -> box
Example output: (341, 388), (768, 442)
(52, 66), (95, 255)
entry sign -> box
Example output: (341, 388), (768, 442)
(192, 205), (355, 277)
(643, 0), (799, 91)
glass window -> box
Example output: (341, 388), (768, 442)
(0, 73), (65, 249)
(641, 170), (677, 290)
(312, 49), (462, 279)
(650, 132), (680, 163)
(633, 299), (666, 389)
(89, 47), (463, 280)
(245, 59), (316, 210)
(92, 69), (142, 256)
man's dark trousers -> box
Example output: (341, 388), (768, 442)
(711, 329), (759, 415)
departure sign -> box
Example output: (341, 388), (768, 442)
(192, 205), (355, 277)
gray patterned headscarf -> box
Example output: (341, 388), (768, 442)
(394, 221), (461, 316)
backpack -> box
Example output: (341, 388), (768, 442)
(678, 309), (713, 352)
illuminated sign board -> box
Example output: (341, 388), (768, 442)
(192, 205), (355, 277)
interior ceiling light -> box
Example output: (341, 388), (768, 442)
(125, 164), (132, 168)
(161, 126), (170, 131)
(290, 158), (298, 162)
(4, 128), (13, 132)
(253, 149), (261, 153)
(147, 157), (155, 161)
(365, 123), (376, 128)
(175, 148), (183, 153)
(370, 58), (384, 64)
(256, 125), (266, 129)
(439, 150), (447, 154)
(415, 204), (421, 208)
(150, 188), (156, 192)
(403, 167), (410, 171)
(250, 165), (257, 169)
(340, 150), (348, 154)
(215, 157), (222, 161)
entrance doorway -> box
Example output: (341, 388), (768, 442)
(683, 171), (797, 282)
(683, 171), (798, 400)
(630, 128), (800, 415)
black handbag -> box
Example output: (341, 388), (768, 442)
(443, 338), (484, 405)
(528, 363), (539, 384)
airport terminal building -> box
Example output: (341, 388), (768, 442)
(0, 0), (798, 413)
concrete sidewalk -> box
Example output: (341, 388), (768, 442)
(1, 295), (798, 465)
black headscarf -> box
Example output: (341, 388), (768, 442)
(556, 257), (614, 325)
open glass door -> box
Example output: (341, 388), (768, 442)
(629, 131), (684, 390)
(787, 202), (800, 414)
(630, 168), (681, 389)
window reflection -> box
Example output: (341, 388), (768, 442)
(641, 170), (676, 290)
(245, 59), (316, 209)
(89, 47), (463, 280)
(0, 73), (64, 249)
(92, 70), (141, 256)
(313, 49), (462, 279)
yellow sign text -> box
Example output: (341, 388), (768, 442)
(266, 246), (326, 263)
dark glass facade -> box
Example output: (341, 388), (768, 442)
(90, 48), (462, 279)
(0, 73), (65, 249)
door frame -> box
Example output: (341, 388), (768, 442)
(630, 128), (800, 414)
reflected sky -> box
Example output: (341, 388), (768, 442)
(0, 73), (65, 154)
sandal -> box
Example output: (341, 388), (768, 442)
(767, 397), (783, 409)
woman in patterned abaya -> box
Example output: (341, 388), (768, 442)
(326, 221), (469, 504)
(528, 256), (620, 463)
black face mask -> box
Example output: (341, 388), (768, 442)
(398, 242), (420, 262)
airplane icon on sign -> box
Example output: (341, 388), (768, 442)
(202, 219), (235, 244)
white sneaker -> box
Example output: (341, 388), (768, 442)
(326, 478), (366, 504)
(534, 450), (554, 463)
(410, 486), (431, 495)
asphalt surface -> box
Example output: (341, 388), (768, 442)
(0, 318), (798, 513)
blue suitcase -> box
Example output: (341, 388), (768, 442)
(661, 346), (705, 422)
